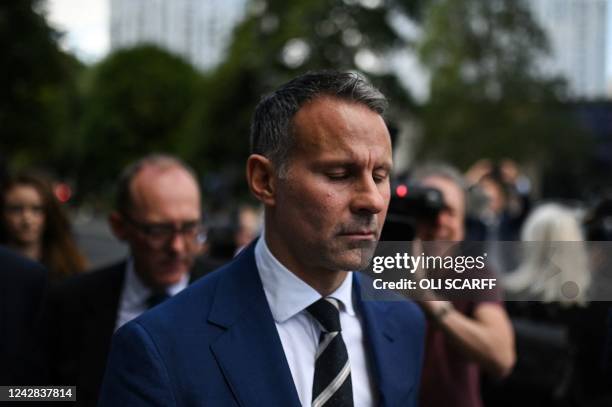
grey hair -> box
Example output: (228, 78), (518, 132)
(410, 162), (468, 192)
(504, 203), (590, 306)
(115, 153), (198, 214)
(250, 70), (388, 175)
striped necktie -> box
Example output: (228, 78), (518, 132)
(306, 297), (354, 407)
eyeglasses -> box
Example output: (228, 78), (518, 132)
(121, 213), (204, 248)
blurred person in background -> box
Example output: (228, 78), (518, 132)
(584, 194), (612, 387)
(464, 159), (531, 276)
(411, 163), (515, 407)
(0, 246), (46, 385)
(0, 171), (87, 281)
(504, 203), (590, 304)
(195, 220), (237, 274)
(585, 193), (612, 242)
(465, 159), (530, 244)
(234, 203), (262, 250)
(41, 154), (207, 407)
(495, 203), (612, 407)
(195, 204), (262, 273)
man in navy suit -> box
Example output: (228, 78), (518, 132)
(99, 71), (425, 407)
(41, 154), (207, 407)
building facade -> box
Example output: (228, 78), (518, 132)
(527, 0), (607, 99)
(110, 0), (247, 71)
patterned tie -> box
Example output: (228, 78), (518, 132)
(306, 297), (354, 407)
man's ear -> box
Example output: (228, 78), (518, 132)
(109, 211), (128, 241)
(246, 154), (277, 206)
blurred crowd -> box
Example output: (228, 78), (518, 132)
(1, 153), (611, 407)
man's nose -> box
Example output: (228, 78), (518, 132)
(21, 209), (36, 224)
(350, 175), (387, 215)
(169, 232), (187, 254)
(436, 210), (451, 227)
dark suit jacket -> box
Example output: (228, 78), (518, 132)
(42, 260), (207, 407)
(99, 243), (426, 407)
(0, 246), (47, 385)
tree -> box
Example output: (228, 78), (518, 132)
(0, 0), (78, 170)
(75, 45), (201, 200)
(178, 0), (429, 196)
(415, 0), (587, 172)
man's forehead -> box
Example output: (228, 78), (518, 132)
(133, 164), (193, 186)
(291, 96), (391, 157)
(293, 95), (384, 127)
(421, 176), (465, 209)
(129, 165), (200, 208)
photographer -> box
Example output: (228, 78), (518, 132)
(385, 164), (515, 407)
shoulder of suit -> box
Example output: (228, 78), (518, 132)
(49, 260), (126, 297)
(0, 248), (46, 305)
(135, 264), (229, 330)
(0, 245), (46, 277)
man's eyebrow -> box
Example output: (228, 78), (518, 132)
(314, 159), (393, 169)
(375, 162), (393, 172)
(317, 159), (354, 166)
(312, 160), (355, 170)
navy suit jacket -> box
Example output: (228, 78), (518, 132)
(99, 243), (425, 406)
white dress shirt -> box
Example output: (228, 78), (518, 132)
(114, 259), (189, 330)
(255, 234), (376, 407)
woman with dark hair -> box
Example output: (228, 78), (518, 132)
(1, 171), (87, 281)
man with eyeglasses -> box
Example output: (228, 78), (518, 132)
(41, 154), (206, 407)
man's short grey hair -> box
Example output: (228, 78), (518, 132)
(250, 70), (388, 175)
(115, 153), (198, 214)
(410, 162), (467, 192)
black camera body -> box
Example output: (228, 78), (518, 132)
(380, 183), (446, 241)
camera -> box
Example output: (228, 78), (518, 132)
(380, 183), (446, 241)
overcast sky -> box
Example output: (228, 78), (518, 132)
(46, 0), (612, 85)
(46, 0), (109, 63)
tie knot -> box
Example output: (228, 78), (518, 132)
(307, 297), (341, 333)
(146, 291), (170, 309)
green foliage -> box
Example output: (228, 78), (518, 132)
(5, 0), (593, 202)
(420, 0), (551, 100)
(178, 0), (428, 194)
(1, 0), (430, 202)
(416, 0), (587, 170)
(0, 0), (78, 169)
(75, 45), (201, 198)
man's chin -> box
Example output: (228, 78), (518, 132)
(329, 249), (374, 272)
(152, 264), (190, 287)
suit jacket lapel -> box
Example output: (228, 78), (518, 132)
(208, 243), (301, 407)
(89, 260), (205, 355)
(354, 274), (417, 406)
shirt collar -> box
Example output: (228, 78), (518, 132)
(124, 258), (189, 304)
(254, 232), (355, 324)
